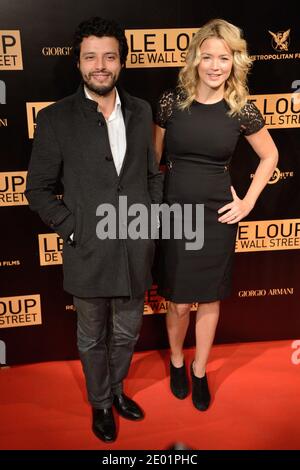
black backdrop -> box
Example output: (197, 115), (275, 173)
(1, 0), (299, 365)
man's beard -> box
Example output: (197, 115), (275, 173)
(83, 71), (118, 97)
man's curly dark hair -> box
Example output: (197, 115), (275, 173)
(73, 17), (128, 65)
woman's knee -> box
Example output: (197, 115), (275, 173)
(168, 302), (191, 318)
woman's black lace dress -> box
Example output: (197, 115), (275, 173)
(156, 89), (265, 302)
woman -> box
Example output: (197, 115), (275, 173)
(154, 19), (278, 411)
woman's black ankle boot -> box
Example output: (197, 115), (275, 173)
(170, 360), (189, 399)
(190, 362), (211, 411)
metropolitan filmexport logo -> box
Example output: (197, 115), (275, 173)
(268, 29), (290, 51)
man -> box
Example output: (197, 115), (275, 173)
(26, 17), (163, 443)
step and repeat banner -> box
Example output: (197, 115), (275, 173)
(1, 0), (299, 364)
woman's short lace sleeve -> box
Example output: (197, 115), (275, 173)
(155, 89), (176, 128)
(239, 102), (265, 136)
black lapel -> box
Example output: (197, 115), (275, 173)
(117, 87), (134, 180)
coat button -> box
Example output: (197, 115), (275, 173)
(117, 185), (123, 192)
(105, 156), (113, 161)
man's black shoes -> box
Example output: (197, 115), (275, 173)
(113, 393), (144, 421)
(92, 407), (116, 442)
(92, 395), (144, 442)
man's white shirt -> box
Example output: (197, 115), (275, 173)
(84, 86), (126, 175)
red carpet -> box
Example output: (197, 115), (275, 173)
(0, 340), (299, 450)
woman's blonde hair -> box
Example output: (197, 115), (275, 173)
(178, 18), (252, 115)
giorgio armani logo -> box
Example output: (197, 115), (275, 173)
(41, 46), (72, 56)
(268, 29), (290, 51)
(238, 288), (294, 297)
